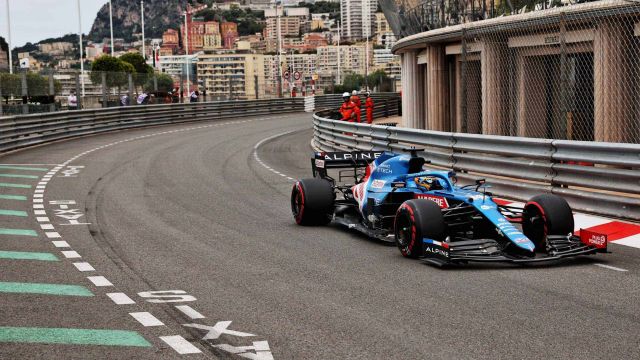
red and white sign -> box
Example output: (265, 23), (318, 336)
(415, 194), (449, 209)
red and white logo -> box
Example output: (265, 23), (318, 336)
(415, 194), (449, 209)
(580, 229), (608, 249)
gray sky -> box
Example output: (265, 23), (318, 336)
(0, 0), (107, 48)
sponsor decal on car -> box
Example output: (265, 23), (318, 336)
(319, 152), (382, 161)
(415, 194), (449, 208)
(371, 180), (386, 189)
(374, 164), (392, 174)
(580, 229), (608, 249)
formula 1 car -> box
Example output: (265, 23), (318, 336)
(291, 150), (608, 266)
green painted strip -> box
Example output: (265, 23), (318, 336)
(0, 195), (27, 201)
(0, 327), (151, 347)
(0, 165), (48, 172)
(0, 183), (31, 189)
(0, 228), (37, 236)
(0, 251), (58, 261)
(0, 209), (28, 217)
(0, 174), (39, 179)
(0, 281), (93, 296)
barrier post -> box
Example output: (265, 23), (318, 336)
(128, 74), (134, 106)
(48, 71), (56, 113)
(0, 78), (3, 117)
(75, 73), (82, 110)
(101, 72), (108, 108)
(21, 72), (28, 115)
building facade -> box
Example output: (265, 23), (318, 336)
(196, 52), (265, 100)
(317, 45), (366, 79)
(393, 1), (640, 143)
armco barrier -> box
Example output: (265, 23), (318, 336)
(312, 114), (640, 221)
(0, 98), (304, 154)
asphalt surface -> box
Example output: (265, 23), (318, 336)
(0, 112), (639, 359)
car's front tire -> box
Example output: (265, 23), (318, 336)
(394, 199), (446, 259)
(522, 194), (574, 249)
(291, 178), (334, 226)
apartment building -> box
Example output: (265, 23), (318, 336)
(196, 52), (265, 99)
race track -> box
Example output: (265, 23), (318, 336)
(1, 113), (639, 359)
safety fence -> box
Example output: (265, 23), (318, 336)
(0, 98), (304, 154)
(312, 113), (640, 220)
(0, 92), (402, 155)
(307, 92), (402, 120)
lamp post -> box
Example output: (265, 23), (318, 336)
(276, 0), (282, 98)
(5, 0), (12, 73)
(77, 0), (85, 97)
(109, 0), (114, 55)
(141, 0), (146, 59)
(184, 11), (190, 98)
(337, 19), (341, 85)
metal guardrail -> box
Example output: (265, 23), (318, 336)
(0, 98), (305, 154)
(312, 93), (401, 120)
(312, 114), (640, 221)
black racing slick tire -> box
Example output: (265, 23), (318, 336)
(394, 199), (445, 259)
(522, 194), (574, 249)
(291, 178), (334, 226)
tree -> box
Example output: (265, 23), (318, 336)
(341, 73), (365, 91)
(367, 69), (393, 92)
(144, 73), (174, 93)
(90, 55), (135, 89)
(119, 52), (153, 86)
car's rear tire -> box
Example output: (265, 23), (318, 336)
(394, 199), (446, 259)
(522, 194), (574, 249)
(291, 178), (334, 226)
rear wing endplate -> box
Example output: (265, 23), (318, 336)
(311, 151), (382, 178)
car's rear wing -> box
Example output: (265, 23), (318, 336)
(311, 151), (382, 179)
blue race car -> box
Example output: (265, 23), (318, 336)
(291, 150), (607, 266)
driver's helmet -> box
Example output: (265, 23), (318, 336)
(414, 176), (442, 191)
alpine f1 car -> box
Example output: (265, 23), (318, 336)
(291, 150), (608, 266)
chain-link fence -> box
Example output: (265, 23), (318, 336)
(1, 66), (400, 115)
(395, 0), (640, 143)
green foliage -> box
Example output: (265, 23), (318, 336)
(0, 72), (61, 97)
(144, 73), (174, 92)
(341, 73), (365, 91)
(297, 1), (341, 14)
(367, 69), (394, 92)
(119, 53), (152, 74)
(90, 55), (135, 88)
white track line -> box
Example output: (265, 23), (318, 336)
(73, 262), (95, 272)
(106, 292), (136, 305)
(61, 250), (81, 258)
(594, 264), (629, 272)
(160, 335), (202, 354)
(129, 312), (165, 327)
(175, 305), (205, 319)
(87, 276), (113, 287)
(51, 241), (70, 248)
(253, 130), (300, 182)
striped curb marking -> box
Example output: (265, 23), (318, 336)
(25, 117), (293, 356)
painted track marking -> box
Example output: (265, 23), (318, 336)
(129, 312), (164, 327)
(160, 335), (202, 354)
(175, 305), (205, 319)
(594, 264), (628, 272)
(73, 262), (95, 272)
(107, 293), (136, 305)
(87, 276), (113, 287)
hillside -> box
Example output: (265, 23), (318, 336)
(88, 0), (194, 42)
